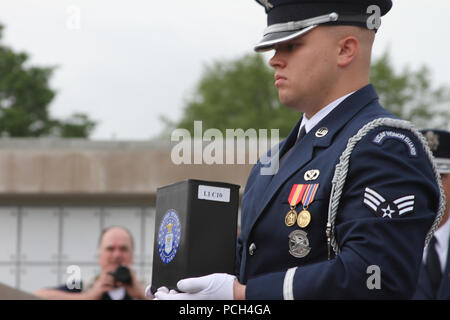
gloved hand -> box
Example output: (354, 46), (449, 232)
(154, 273), (236, 300)
(144, 284), (155, 299)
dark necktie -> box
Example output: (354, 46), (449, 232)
(425, 236), (442, 298)
(296, 125), (307, 143)
(279, 125), (306, 167)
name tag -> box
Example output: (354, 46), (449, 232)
(198, 185), (230, 203)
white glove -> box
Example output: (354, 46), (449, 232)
(154, 273), (236, 300)
(144, 284), (154, 298)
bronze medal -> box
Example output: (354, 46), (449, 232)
(285, 209), (298, 227)
(297, 209), (311, 228)
(287, 184), (318, 228)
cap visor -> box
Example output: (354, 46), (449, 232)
(254, 25), (318, 52)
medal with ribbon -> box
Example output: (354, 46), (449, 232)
(297, 183), (319, 228)
(285, 184), (319, 228)
(285, 184), (307, 227)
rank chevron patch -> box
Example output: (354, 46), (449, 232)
(363, 187), (415, 219)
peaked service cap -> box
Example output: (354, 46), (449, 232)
(254, 0), (393, 52)
(420, 129), (450, 174)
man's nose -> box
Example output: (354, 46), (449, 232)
(112, 249), (124, 259)
(269, 51), (286, 69)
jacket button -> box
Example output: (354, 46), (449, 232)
(249, 243), (256, 256)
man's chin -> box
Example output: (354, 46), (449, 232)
(278, 94), (305, 112)
(280, 99), (302, 112)
(278, 96), (291, 108)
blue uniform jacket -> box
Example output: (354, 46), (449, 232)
(413, 236), (450, 300)
(236, 84), (440, 299)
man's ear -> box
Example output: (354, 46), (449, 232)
(337, 36), (359, 67)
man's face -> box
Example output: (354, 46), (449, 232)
(269, 27), (339, 114)
(98, 228), (134, 273)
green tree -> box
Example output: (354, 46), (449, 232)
(53, 113), (97, 138)
(168, 52), (450, 137)
(0, 24), (97, 138)
(171, 54), (298, 138)
(370, 52), (450, 129)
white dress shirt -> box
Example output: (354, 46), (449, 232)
(298, 91), (355, 137)
(423, 216), (450, 272)
(279, 91), (355, 167)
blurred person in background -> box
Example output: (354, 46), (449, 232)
(413, 129), (450, 300)
(34, 226), (149, 300)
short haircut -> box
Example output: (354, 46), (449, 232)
(98, 226), (135, 251)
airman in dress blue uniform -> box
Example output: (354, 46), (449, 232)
(413, 129), (450, 300)
(235, 0), (443, 300)
(154, 0), (444, 300)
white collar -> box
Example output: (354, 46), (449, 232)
(435, 215), (450, 246)
(423, 215), (450, 272)
(298, 91), (355, 137)
(434, 215), (450, 269)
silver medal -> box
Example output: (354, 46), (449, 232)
(288, 230), (311, 258)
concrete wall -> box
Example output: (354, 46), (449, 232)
(0, 138), (253, 203)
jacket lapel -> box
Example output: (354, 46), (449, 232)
(242, 122), (300, 228)
(248, 84), (379, 232)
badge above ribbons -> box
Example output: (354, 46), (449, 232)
(285, 184), (319, 228)
(304, 169), (320, 181)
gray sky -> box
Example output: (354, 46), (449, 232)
(0, 0), (449, 140)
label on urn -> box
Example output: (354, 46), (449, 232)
(198, 185), (230, 203)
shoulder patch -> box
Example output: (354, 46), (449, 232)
(372, 130), (417, 157)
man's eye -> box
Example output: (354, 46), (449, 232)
(287, 43), (300, 51)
